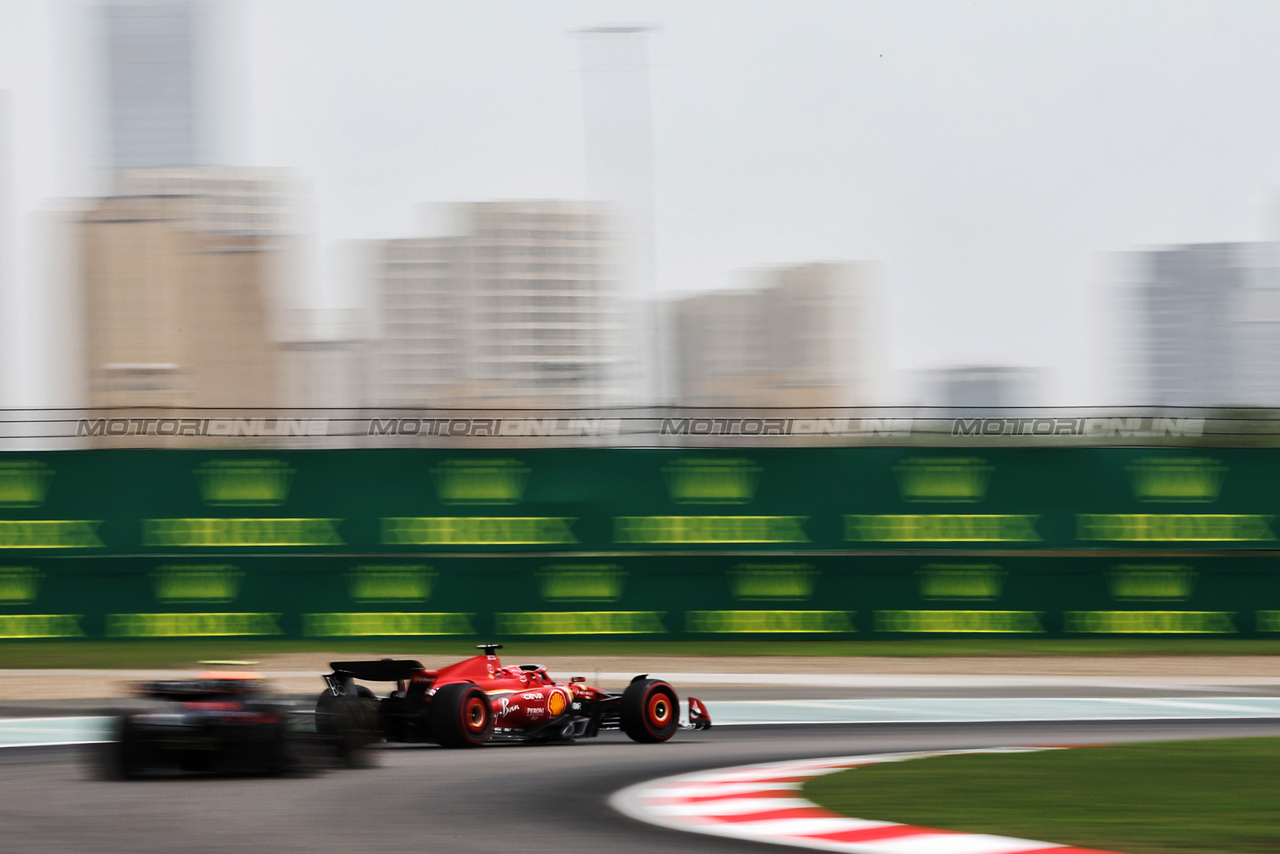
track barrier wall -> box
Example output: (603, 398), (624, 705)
(1, 448), (1278, 639)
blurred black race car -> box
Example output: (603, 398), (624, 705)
(98, 670), (364, 779)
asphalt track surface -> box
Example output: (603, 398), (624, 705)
(4, 718), (1280, 854)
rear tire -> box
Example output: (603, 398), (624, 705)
(620, 679), (679, 743)
(430, 683), (492, 748)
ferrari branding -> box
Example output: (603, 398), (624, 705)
(0, 520), (104, 549)
(106, 612), (283, 637)
(1127, 457), (1226, 503)
(614, 516), (809, 544)
(151, 565), (243, 603)
(0, 461), (54, 507)
(493, 611), (667, 635)
(0, 614), (83, 638)
(301, 612), (475, 637)
(844, 515), (1041, 542)
(433, 459), (530, 505)
(895, 457), (993, 503)
(685, 610), (853, 633)
(728, 565), (817, 601)
(917, 564), (1006, 601)
(536, 565), (626, 601)
(194, 460), (295, 506)
(662, 458), (761, 504)
(346, 565), (436, 602)
(142, 518), (344, 547)
(0, 567), (42, 603)
(1063, 610), (1237, 634)
(381, 517), (578, 545)
(875, 610), (1045, 633)
(1076, 514), (1274, 541)
(1108, 565), (1196, 601)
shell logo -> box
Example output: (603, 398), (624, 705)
(547, 687), (570, 717)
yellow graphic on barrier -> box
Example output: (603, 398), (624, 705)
(0, 521), (103, 549)
(662, 459), (762, 504)
(536, 565), (627, 601)
(845, 515), (1041, 542)
(1064, 611), (1237, 634)
(1126, 457), (1226, 503)
(1076, 514), (1274, 542)
(685, 610), (853, 633)
(895, 458), (993, 503)
(433, 459), (530, 505)
(106, 612), (283, 637)
(493, 611), (667, 635)
(1108, 565), (1196, 601)
(0, 461), (54, 508)
(0, 567), (42, 604)
(614, 516), (809, 544)
(917, 564), (1006, 601)
(729, 564), (817, 601)
(194, 460), (295, 506)
(151, 565), (243, 603)
(382, 517), (578, 546)
(1258, 611), (1280, 633)
(142, 518), (343, 547)
(875, 610), (1045, 633)
(346, 566), (436, 602)
(0, 614), (83, 638)
(303, 612), (475, 636)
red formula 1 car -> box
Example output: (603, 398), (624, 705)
(315, 644), (711, 748)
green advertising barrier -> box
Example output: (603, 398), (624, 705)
(0, 448), (1277, 553)
(2, 448), (1280, 637)
(1, 554), (1279, 639)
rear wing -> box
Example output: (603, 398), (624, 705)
(328, 659), (425, 682)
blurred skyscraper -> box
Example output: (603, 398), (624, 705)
(916, 365), (1049, 409)
(672, 262), (882, 406)
(578, 26), (662, 403)
(104, 0), (201, 170)
(1115, 243), (1280, 407)
(78, 169), (301, 416)
(0, 91), (11, 405)
(371, 201), (635, 408)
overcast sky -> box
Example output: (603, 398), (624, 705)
(5, 0), (1280, 406)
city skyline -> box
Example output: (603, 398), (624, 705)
(6, 2), (1280, 407)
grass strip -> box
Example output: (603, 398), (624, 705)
(1, 637), (1280, 669)
(803, 737), (1280, 854)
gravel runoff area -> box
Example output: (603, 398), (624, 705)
(5, 654), (1280, 701)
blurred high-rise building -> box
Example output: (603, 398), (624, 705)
(0, 91), (11, 405)
(79, 168), (301, 413)
(672, 262), (882, 407)
(1115, 243), (1280, 407)
(370, 201), (635, 408)
(104, 0), (201, 170)
(577, 26), (662, 403)
(916, 365), (1049, 409)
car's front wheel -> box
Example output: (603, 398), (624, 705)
(620, 678), (679, 743)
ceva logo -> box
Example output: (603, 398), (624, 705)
(0, 461), (54, 508)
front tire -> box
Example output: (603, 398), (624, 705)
(620, 679), (679, 743)
(430, 683), (492, 748)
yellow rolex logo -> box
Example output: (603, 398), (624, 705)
(663, 459), (761, 504)
(1127, 458), (1226, 503)
(0, 461), (54, 508)
(194, 460), (294, 506)
(433, 459), (530, 505)
(895, 458), (992, 503)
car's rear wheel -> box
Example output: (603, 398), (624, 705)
(620, 679), (679, 743)
(430, 683), (492, 748)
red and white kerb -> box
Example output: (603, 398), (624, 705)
(610, 748), (1124, 854)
